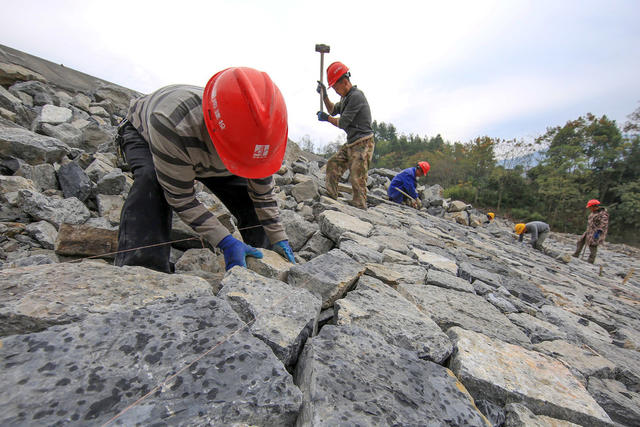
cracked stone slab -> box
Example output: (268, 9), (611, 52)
(287, 249), (365, 309)
(533, 340), (616, 384)
(507, 312), (568, 343)
(0, 260), (213, 337)
(246, 249), (292, 282)
(504, 403), (582, 427)
(335, 275), (453, 363)
(294, 325), (490, 426)
(427, 269), (475, 293)
(411, 247), (458, 274)
(399, 284), (530, 345)
(363, 263), (403, 288)
(318, 210), (373, 243)
(0, 296), (302, 426)
(540, 305), (613, 347)
(338, 239), (384, 264)
(448, 327), (612, 426)
(218, 267), (321, 366)
(587, 376), (640, 426)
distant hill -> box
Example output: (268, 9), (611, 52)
(497, 150), (545, 169)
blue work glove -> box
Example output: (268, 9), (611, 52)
(273, 240), (296, 264)
(317, 111), (329, 122)
(316, 80), (327, 97)
(217, 235), (263, 271)
(593, 230), (601, 240)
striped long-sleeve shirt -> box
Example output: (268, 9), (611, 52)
(126, 85), (286, 247)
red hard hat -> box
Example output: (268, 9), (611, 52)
(418, 161), (430, 175)
(327, 61), (349, 87)
(586, 199), (600, 208)
(203, 67), (288, 179)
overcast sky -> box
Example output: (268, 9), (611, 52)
(3, 0), (639, 150)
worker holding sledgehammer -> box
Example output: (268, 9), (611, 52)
(316, 61), (374, 210)
(387, 162), (430, 208)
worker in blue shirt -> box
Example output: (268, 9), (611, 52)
(387, 161), (430, 208)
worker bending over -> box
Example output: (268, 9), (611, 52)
(387, 162), (430, 208)
(514, 221), (550, 251)
(115, 67), (295, 273)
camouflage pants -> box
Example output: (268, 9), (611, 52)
(325, 136), (375, 209)
(574, 234), (598, 263)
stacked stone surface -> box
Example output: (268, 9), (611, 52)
(1, 44), (640, 425)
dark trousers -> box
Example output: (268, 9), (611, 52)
(114, 122), (268, 273)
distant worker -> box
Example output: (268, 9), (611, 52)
(515, 221), (550, 251)
(316, 61), (374, 210)
(573, 199), (609, 264)
(387, 162), (430, 208)
(115, 67), (295, 273)
(485, 212), (495, 224)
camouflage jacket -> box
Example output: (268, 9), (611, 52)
(582, 207), (609, 246)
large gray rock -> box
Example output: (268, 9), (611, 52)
(427, 269), (475, 293)
(38, 104), (72, 124)
(298, 230), (334, 258)
(338, 239), (384, 264)
(411, 247), (458, 274)
(95, 167), (126, 195)
(294, 325), (491, 426)
(0, 174), (37, 193)
(335, 275), (453, 363)
(25, 220), (58, 249)
(96, 194), (124, 224)
(398, 284), (530, 345)
(288, 249), (365, 309)
(18, 189), (90, 228)
(57, 161), (92, 201)
(9, 80), (55, 105)
(540, 305), (612, 347)
(458, 261), (504, 288)
(246, 249), (292, 282)
(291, 179), (319, 202)
(504, 403), (582, 427)
(0, 62), (46, 85)
(0, 125), (70, 165)
(14, 162), (58, 191)
(448, 327), (612, 426)
(174, 248), (221, 273)
(279, 209), (317, 251)
(587, 377), (640, 426)
(0, 261), (213, 337)
(534, 340), (616, 384)
(218, 267), (321, 366)
(70, 118), (115, 152)
(318, 209), (373, 243)
(507, 312), (568, 343)
(0, 296), (302, 426)
(40, 122), (83, 147)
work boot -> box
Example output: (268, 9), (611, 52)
(347, 200), (367, 210)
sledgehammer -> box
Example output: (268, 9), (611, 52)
(315, 43), (330, 112)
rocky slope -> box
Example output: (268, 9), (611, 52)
(1, 45), (639, 426)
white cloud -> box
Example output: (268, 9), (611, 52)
(1, 0), (638, 149)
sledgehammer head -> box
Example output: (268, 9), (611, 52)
(315, 44), (330, 53)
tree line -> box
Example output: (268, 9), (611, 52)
(306, 106), (640, 246)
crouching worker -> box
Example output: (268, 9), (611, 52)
(387, 161), (430, 208)
(114, 67), (295, 273)
(485, 212), (495, 224)
(514, 221), (550, 251)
